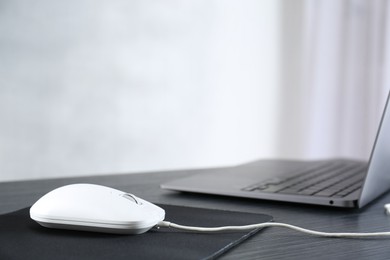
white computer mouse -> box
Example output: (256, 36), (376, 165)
(30, 183), (165, 234)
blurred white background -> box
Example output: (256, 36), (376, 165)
(0, 0), (389, 182)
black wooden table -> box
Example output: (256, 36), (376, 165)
(1, 168), (390, 259)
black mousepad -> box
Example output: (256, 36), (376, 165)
(0, 204), (272, 260)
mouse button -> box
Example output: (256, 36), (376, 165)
(138, 202), (165, 219)
(121, 193), (142, 205)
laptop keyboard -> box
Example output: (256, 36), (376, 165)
(242, 162), (367, 198)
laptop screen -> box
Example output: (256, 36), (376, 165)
(359, 91), (390, 207)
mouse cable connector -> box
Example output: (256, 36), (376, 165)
(157, 221), (390, 238)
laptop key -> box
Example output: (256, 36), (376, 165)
(298, 188), (319, 195)
(258, 185), (286, 193)
(242, 184), (267, 191)
(313, 189), (337, 197)
(333, 184), (362, 197)
(278, 188), (301, 195)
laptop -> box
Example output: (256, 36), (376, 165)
(161, 92), (390, 208)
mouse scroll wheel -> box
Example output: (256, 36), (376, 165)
(122, 193), (142, 205)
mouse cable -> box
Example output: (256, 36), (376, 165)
(156, 221), (390, 238)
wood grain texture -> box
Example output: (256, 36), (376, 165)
(1, 169), (390, 260)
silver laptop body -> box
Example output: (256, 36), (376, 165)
(161, 92), (390, 208)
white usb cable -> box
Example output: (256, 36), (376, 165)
(157, 205), (390, 238)
(157, 221), (390, 238)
